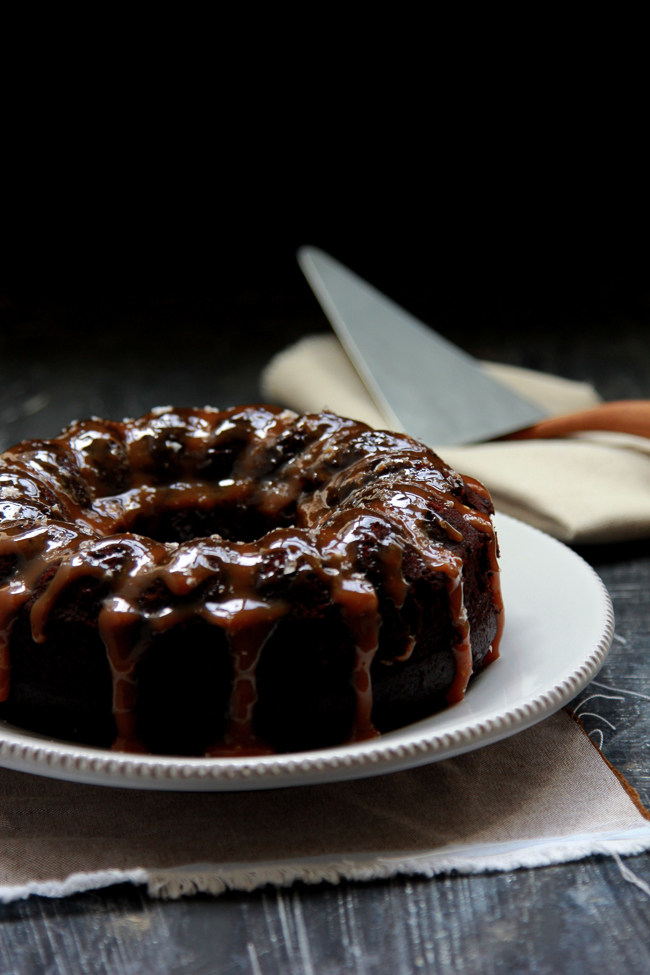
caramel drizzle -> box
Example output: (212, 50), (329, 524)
(461, 475), (505, 666)
(0, 524), (98, 702)
(0, 406), (503, 753)
(202, 596), (286, 756)
(332, 574), (382, 742)
(327, 477), (493, 706)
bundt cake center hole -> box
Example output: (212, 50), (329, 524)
(124, 503), (292, 545)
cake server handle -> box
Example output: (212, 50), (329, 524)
(502, 400), (650, 441)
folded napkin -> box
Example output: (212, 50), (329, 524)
(1, 710), (649, 903)
(262, 335), (650, 544)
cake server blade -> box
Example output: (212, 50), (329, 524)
(297, 247), (548, 446)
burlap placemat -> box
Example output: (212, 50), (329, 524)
(2, 709), (649, 902)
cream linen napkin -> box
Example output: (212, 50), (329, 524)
(1, 710), (650, 903)
(262, 335), (650, 544)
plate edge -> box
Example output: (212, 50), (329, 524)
(0, 516), (615, 790)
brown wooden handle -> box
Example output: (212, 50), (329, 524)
(503, 401), (650, 441)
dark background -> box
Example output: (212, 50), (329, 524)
(2, 24), (648, 390)
(1, 58), (648, 444)
(1, 149), (648, 450)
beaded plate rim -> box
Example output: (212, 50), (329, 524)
(0, 514), (615, 790)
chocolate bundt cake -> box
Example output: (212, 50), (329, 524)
(0, 406), (503, 756)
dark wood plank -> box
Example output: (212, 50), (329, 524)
(2, 854), (650, 975)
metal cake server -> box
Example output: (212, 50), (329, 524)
(297, 247), (548, 445)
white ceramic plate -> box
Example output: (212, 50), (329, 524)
(0, 513), (614, 791)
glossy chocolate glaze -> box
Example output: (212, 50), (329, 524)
(0, 406), (503, 755)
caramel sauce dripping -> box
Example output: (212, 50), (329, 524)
(0, 406), (503, 753)
(460, 474), (505, 667)
(332, 574), (382, 743)
(203, 591), (286, 757)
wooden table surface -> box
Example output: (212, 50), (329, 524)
(1, 285), (649, 974)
